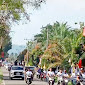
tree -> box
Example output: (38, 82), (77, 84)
(17, 49), (27, 61)
(21, 22), (84, 69)
(34, 22), (83, 69)
(0, 0), (46, 59)
(0, 0), (46, 25)
(0, 0), (46, 44)
(3, 41), (12, 53)
(29, 44), (43, 66)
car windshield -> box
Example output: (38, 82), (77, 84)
(29, 67), (34, 70)
(12, 67), (23, 70)
(25, 67), (34, 71)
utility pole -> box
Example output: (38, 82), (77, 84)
(47, 26), (49, 48)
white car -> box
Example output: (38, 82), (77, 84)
(9, 66), (24, 80)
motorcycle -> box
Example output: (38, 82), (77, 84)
(80, 78), (85, 85)
(57, 76), (64, 85)
(48, 77), (55, 85)
(63, 77), (69, 85)
(40, 72), (44, 80)
(36, 72), (40, 79)
(26, 75), (32, 85)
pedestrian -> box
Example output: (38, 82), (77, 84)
(14, 60), (18, 66)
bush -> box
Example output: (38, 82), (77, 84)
(68, 81), (72, 85)
(54, 76), (57, 83)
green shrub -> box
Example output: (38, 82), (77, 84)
(68, 81), (72, 85)
(54, 76), (57, 83)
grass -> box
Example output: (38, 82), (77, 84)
(0, 67), (3, 84)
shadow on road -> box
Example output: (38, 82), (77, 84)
(3, 76), (24, 81)
(33, 78), (47, 83)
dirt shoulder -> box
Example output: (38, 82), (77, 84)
(0, 67), (3, 84)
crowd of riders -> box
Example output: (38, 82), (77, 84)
(36, 66), (85, 85)
(13, 60), (85, 85)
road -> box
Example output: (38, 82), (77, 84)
(1, 67), (49, 85)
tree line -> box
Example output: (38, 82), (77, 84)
(18, 22), (85, 70)
(0, 0), (45, 59)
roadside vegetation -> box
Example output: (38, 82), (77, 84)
(0, 0), (45, 59)
(0, 68), (3, 84)
(18, 22), (85, 70)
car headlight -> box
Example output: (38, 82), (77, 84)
(11, 71), (14, 74)
(23, 71), (25, 74)
(11, 72), (13, 74)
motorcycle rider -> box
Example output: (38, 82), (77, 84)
(26, 68), (33, 84)
(79, 68), (85, 79)
(76, 75), (81, 85)
(57, 69), (64, 85)
(47, 68), (55, 85)
(37, 68), (41, 78)
(71, 70), (77, 85)
(63, 70), (69, 85)
(40, 69), (44, 80)
(78, 68), (85, 85)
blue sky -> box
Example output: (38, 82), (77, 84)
(10, 0), (85, 45)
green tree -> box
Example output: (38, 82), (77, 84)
(23, 22), (84, 69)
(17, 49), (27, 61)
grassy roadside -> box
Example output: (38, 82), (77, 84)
(0, 67), (3, 84)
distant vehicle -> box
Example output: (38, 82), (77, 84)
(9, 66), (24, 80)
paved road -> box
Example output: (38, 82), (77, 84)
(1, 67), (49, 85)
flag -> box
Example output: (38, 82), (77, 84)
(1, 52), (4, 58)
(78, 59), (82, 68)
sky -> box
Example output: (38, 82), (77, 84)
(10, 0), (85, 45)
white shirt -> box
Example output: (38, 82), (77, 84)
(71, 73), (76, 80)
(63, 73), (69, 78)
(47, 71), (55, 77)
(57, 72), (63, 80)
(26, 71), (32, 77)
(63, 73), (69, 82)
(57, 72), (63, 76)
(43, 70), (46, 74)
